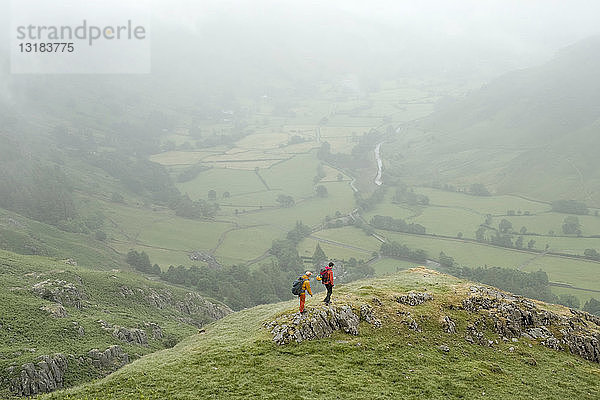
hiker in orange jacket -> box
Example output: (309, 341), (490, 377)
(299, 271), (313, 313)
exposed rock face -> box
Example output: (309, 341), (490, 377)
(398, 311), (421, 332)
(40, 304), (68, 318)
(265, 304), (380, 345)
(6, 346), (129, 397)
(395, 292), (433, 306)
(31, 279), (86, 309)
(7, 354), (67, 396)
(360, 304), (382, 328)
(463, 286), (600, 363)
(87, 345), (129, 369)
(176, 292), (232, 321)
(98, 320), (147, 346)
(120, 286), (232, 327)
(145, 322), (163, 339)
(442, 316), (456, 334)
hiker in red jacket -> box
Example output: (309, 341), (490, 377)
(321, 262), (334, 305)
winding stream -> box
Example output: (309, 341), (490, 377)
(374, 142), (384, 186)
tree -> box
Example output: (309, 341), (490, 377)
(312, 243), (327, 266)
(527, 239), (536, 249)
(457, 232), (463, 239)
(499, 219), (512, 233)
(316, 185), (328, 198)
(562, 216), (581, 235)
(222, 191), (230, 199)
(476, 226), (486, 242)
(584, 248), (600, 261)
(520, 226), (527, 234)
(583, 298), (600, 316)
(484, 214), (493, 226)
(208, 190), (217, 201)
(557, 294), (580, 309)
(276, 194), (295, 208)
(469, 183), (490, 196)
(515, 236), (524, 249)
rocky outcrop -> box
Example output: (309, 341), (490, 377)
(7, 354), (67, 396)
(395, 292), (433, 306)
(6, 346), (129, 397)
(442, 316), (456, 334)
(40, 303), (68, 318)
(462, 286), (600, 363)
(145, 322), (163, 340)
(265, 304), (381, 345)
(31, 279), (86, 309)
(360, 304), (382, 328)
(98, 320), (148, 346)
(87, 345), (129, 369)
(176, 292), (231, 321)
(119, 286), (232, 327)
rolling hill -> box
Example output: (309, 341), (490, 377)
(387, 36), (600, 206)
(0, 250), (231, 398)
(40, 267), (600, 400)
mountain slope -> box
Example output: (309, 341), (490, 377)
(388, 36), (600, 205)
(0, 250), (231, 398)
(42, 268), (599, 400)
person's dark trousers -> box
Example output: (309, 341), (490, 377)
(324, 284), (333, 304)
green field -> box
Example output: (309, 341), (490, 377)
(178, 168), (266, 199)
(414, 188), (551, 215)
(370, 257), (418, 276)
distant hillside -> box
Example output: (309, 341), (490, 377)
(387, 36), (600, 206)
(42, 268), (599, 400)
(0, 250), (231, 398)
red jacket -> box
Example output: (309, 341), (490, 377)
(324, 268), (334, 286)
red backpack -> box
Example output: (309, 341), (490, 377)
(319, 267), (330, 284)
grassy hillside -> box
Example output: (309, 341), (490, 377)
(43, 268), (600, 400)
(386, 36), (600, 206)
(0, 250), (230, 398)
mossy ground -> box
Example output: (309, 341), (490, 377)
(43, 269), (600, 400)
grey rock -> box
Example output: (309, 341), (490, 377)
(442, 316), (456, 334)
(360, 304), (382, 328)
(40, 304), (68, 318)
(31, 279), (86, 309)
(266, 305), (361, 345)
(437, 345), (450, 352)
(395, 292), (433, 306)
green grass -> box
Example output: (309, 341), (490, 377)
(177, 168), (266, 199)
(0, 250), (228, 399)
(42, 269), (600, 400)
(414, 188), (551, 215)
(214, 226), (281, 264)
(298, 237), (371, 263)
(370, 257), (417, 276)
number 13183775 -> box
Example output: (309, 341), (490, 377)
(18, 42), (74, 52)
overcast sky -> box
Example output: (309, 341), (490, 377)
(1, 0), (599, 96)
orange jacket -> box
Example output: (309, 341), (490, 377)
(301, 275), (312, 295)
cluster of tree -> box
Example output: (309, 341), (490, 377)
(392, 184), (429, 205)
(176, 164), (211, 183)
(506, 210), (531, 216)
(583, 248), (600, 261)
(88, 151), (178, 203)
(380, 241), (428, 263)
(444, 264), (558, 304)
(313, 163), (326, 184)
(469, 183), (491, 196)
(476, 221), (535, 250)
(0, 138), (77, 226)
(551, 200), (589, 215)
(315, 185), (328, 197)
(276, 194), (295, 208)
(562, 216), (582, 235)
(162, 262), (296, 311)
(169, 195), (219, 219)
(355, 187), (385, 212)
(126, 250), (161, 275)
(370, 215), (426, 235)
(288, 135), (306, 145)
(583, 298), (600, 316)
